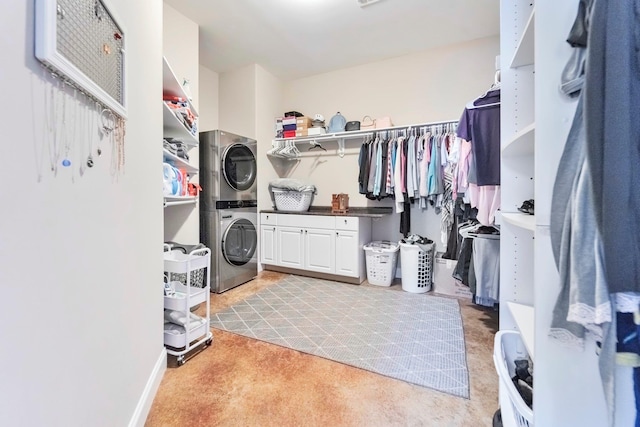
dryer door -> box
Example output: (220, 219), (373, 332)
(221, 144), (257, 192)
(221, 218), (257, 266)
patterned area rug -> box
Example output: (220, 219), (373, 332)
(210, 275), (469, 398)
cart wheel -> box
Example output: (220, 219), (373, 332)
(176, 356), (185, 366)
(205, 337), (213, 346)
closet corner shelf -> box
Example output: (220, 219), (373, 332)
(502, 122), (535, 156)
(506, 302), (535, 360)
(164, 195), (198, 208)
(163, 102), (199, 146)
(510, 8), (535, 69)
(163, 148), (198, 175)
(501, 212), (535, 231)
(162, 56), (198, 117)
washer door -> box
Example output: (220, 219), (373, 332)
(222, 144), (257, 192)
(222, 218), (257, 266)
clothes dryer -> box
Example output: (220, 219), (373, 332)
(200, 130), (257, 207)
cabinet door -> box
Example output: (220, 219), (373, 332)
(277, 226), (304, 268)
(335, 230), (359, 277)
(304, 228), (335, 274)
(260, 226), (277, 265)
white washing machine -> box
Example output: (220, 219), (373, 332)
(201, 201), (258, 293)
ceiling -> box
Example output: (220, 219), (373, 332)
(164, 0), (500, 81)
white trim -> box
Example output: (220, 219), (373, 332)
(128, 348), (167, 427)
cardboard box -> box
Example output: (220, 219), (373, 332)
(433, 252), (472, 299)
(295, 129), (308, 137)
(296, 117), (312, 127)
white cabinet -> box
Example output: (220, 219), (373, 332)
(260, 213), (371, 282)
(277, 226), (305, 268)
(304, 228), (335, 274)
(260, 225), (277, 265)
(335, 230), (358, 277)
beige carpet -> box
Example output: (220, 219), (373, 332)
(146, 271), (499, 427)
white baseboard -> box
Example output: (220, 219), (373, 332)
(128, 348), (167, 427)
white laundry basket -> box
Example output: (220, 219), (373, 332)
(493, 331), (534, 427)
(363, 241), (399, 286)
(399, 239), (434, 293)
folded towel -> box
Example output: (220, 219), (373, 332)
(269, 178), (316, 193)
(164, 310), (204, 327)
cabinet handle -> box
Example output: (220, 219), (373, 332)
(300, 229), (303, 233)
(273, 227), (276, 231)
(305, 230), (307, 234)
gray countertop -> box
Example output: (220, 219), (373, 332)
(260, 206), (393, 218)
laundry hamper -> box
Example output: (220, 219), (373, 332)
(363, 241), (399, 286)
(399, 239), (434, 293)
(272, 189), (313, 212)
(493, 331), (533, 427)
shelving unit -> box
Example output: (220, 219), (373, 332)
(502, 122), (535, 157)
(162, 148), (198, 174)
(510, 8), (535, 68)
(499, 1), (633, 425)
(164, 195), (198, 208)
(501, 212), (535, 231)
(162, 56), (199, 210)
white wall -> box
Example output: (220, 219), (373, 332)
(218, 64), (258, 138)
(255, 65), (284, 212)
(274, 36), (500, 253)
(0, 1), (164, 425)
(163, 3), (199, 112)
(163, 3), (200, 244)
(199, 65), (220, 132)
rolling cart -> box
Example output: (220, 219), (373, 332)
(163, 245), (213, 366)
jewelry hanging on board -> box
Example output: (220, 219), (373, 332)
(95, 101), (102, 157)
(86, 99), (95, 169)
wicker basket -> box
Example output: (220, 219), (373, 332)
(272, 189), (313, 211)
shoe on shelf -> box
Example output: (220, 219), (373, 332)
(517, 199), (534, 215)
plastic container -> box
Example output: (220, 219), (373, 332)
(363, 241), (399, 286)
(272, 189), (313, 211)
(493, 331), (533, 427)
(399, 238), (434, 293)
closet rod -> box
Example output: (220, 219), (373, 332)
(275, 119), (458, 144)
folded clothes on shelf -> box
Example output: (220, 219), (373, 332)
(163, 139), (189, 160)
(164, 309), (204, 328)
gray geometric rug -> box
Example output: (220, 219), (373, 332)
(210, 275), (469, 398)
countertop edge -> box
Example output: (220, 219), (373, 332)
(260, 207), (393, 218)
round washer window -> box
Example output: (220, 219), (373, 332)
(222, 144), (256, 192)
(222, 218), (257, 266)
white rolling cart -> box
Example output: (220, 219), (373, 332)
(163, 245), (213, 366)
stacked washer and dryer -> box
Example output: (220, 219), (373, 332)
(200, 130), (258, 293)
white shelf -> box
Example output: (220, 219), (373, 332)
(507, 302), (535, 361)
(162, 56), (198, 117)
(510, 8), (535, 68)
(162, 148), (198, 175)
(274, 119), (458, 145)
(163, 102), (199, 146)
(501, 212), (535, 231)
(502, 122), (535, 156)
(164, 195), (197, 208)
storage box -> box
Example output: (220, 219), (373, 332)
(282, 116), (297, 126)
(283, 130), (296, 138)
(433, 252), (472, 298)
(296, 117), (312, 128)
(307, 127), (327, 136)
(295, 129), (308, 137)
(332, 193), (349, 213)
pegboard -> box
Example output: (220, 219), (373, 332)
(35, 0), (127, 118)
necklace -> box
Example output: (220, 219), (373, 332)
(95, 101), (102, 157)
(46, 76), (63, 174)
(60, 84), (72, 169)
(86, 97), (94, 169)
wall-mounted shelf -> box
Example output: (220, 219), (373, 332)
(163, 102), (199, 146)
(163, 148), (198, 175)
(503, 122), (535, 156)
(162, 56), (198, 117)
(164, 195), (198, 208)
(507, 302), (535, 361)
(274, 119), (458, 145)
(502, 212), (535, 231)
(510, 8), (535, 68)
